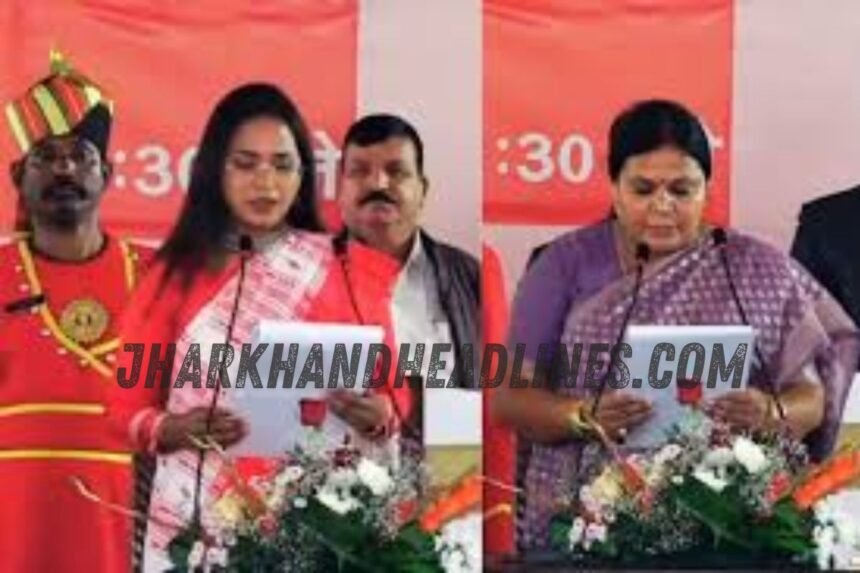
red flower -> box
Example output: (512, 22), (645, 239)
(257, 513), (279, 539)
(620, 460), (646, 492)
(677, 378), (703, 406)
(235, 458), (279, 483)
(333, 444), (360, 468)
(299, 398), (327, 428)
(396, 498), (419, 526)
(638, 488), (656, 513)
(766, 471), (792, 504)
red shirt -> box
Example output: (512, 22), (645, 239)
(0, 235), (151, 573)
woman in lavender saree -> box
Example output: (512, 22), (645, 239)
(496, 100), (858, 550)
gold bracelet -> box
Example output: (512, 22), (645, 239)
(763, 393), (786, 430)
(567, 401), (594, 438)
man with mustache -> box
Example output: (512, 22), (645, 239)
(335, 114), (480, 444)
(0, 53), (149, 571)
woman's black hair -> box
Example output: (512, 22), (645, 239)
(159, 82), (322, 283)
(608, 99), (711, 182)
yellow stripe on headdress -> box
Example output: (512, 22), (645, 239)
(31, 85), (71, 135)
(82, 85), (102, 108)
(4, 103), (31, 152)
(4, 50), (113, 156)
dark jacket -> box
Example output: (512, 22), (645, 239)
(419, 230), (481, 388)
(791, 186), (860, 369)
(335, 229), (481, 388)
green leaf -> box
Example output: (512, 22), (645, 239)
(671, 481), (754, 550)
(548, 516), (572, 551)
(167, 525), (202, 571)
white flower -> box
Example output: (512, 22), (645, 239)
(815, 523), (837, 570)
(693, 467), (728, 492)
(815, 500), (859, 546)
(206, 546), (229, 567)
(327, 467), (358, 491)
(187, 541), (205, 568)
(835, 516), (858, 546)
(568, 517), (586, 550)
(222, 530), (237, 547)
(275, 465), (304, 487)
(585, 522), (607, 545)
(356, 458), (394, 497)
(670, 474), (684, 485)
(703, 446), (734, 469)
(316, 488), (359, 515)
(647, 446), (682, 486)
(434, 513), (481, 573)
(579, 486), (602, 516)
(815, 500), (835, 523)
(654, 444), (683, 465)
(293, 496), (308, 509)
(732, 437), (768, 474)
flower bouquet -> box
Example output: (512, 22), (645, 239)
(166, 399), (481, 572)
(550, 407), (860, 569)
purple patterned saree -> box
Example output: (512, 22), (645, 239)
(516, 220), (859, 549)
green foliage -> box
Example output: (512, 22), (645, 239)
(169, 496), (445, 572)
(551, 478), (818, 568)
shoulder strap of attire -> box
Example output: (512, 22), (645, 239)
(117, 237), (158, 290)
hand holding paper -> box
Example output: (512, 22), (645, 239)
(227, 320), (385, 456)
(328, 390), (392, 434)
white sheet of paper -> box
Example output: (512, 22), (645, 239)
(620, 324), (754, 449)
(424, 387), (482, 446)
(227, 320), (384, 456)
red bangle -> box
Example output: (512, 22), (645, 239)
(129, 408), (158, 450)
(147, 412), (168, 455)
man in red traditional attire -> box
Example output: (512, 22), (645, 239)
(0, 52), (149, 572)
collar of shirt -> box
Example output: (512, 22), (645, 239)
(402, 231), (429, 276)
(391, 232), (454, 380)
(393, 232), (434, 312)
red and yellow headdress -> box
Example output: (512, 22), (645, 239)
(4, 50), (113, 158)
(5, 51), (114, 231)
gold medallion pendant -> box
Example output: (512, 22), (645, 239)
(59, 298), (110, 344)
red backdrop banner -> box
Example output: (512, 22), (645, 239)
(484, 0), (734, 226)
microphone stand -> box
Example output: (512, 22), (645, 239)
(590, 243), (651, 417)
(711, 228), (786, 421)
(190, 234), (253, 532)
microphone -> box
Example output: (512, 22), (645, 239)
(4, 294), (46, 314)
(711, 228), (785, 421)
(591, 242), (650, 416)
(190, 234), (254, 530)
(238, 234), (254, 253)
(332, 234), (422, 444)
